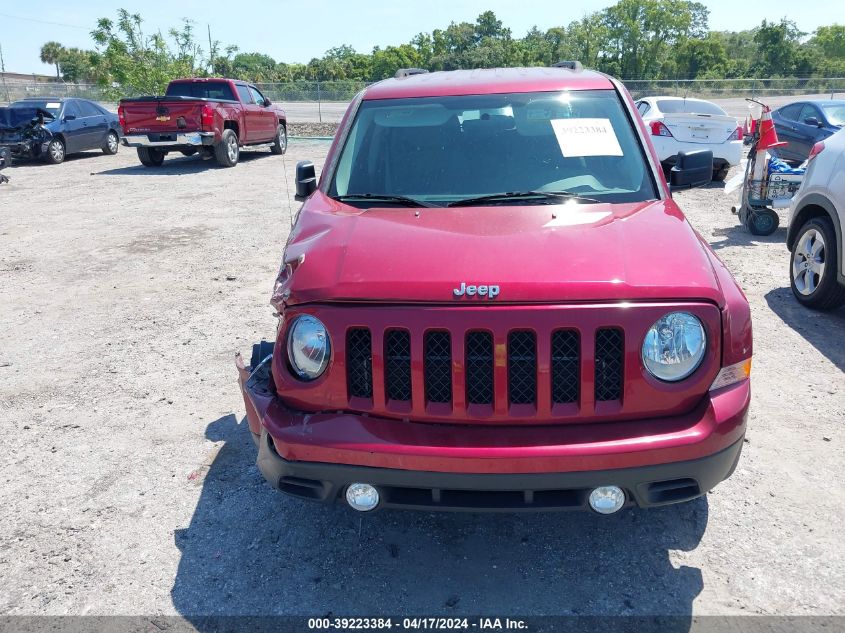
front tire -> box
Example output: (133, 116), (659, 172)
(713, 166), (730, 182)
(102, 131), (119, 155)
(215, 129), (239, 167)
(270, 124), (287, 155)
(44, 138), (65, 164)
(790, 217), (845, 310)
(137, 147), (165, 167)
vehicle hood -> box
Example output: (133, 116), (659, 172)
(276, 193), (723, 307)
(0, 107), (54, 132)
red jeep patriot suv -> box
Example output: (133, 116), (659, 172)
(236, 65), (752, 514)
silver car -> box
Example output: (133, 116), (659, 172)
(787, 128), (845, 309)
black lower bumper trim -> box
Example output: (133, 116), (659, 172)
(256, 432), (744, 512)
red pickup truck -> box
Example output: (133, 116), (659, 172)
(237, 66), (752, 515)
(118, 78), (287, 167)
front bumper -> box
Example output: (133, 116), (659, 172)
(0, 140), (44, 159)
(236, 351), (749, 511)
(121, 132), (214, 148)
(652, 138), (743, 168)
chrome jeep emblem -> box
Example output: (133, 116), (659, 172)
(453, 282), (500, 299)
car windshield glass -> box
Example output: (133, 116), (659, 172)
(165, 82), (236, 101)
(10, 100), (62, 117)
(821, 104), (845, 126)
(656, 99), (726, 116)
(329, 90), (657, 205)
(0, 107), (54, 129)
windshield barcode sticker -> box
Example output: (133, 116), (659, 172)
(550, 118), (623, 157)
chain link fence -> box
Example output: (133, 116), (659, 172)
(2, 77), (844, 122)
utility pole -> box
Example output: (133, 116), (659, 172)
(207, 24), (214, 75)
(0, 42), (10, 104)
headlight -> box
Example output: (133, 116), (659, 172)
(286, 315), (331, 381)
(642, 312), (706, 382)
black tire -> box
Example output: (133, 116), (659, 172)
(745, 208), (779, 236)
(790, 217), (845, 310)
(102, 130), (119, 155)
(270, 123), (287, 155)
(137, 147), (165, 167)
(713, 166), (729, 182)
(44, 138), (65, 164)
(214, 128), (239, 167)
(180, 148), (198, 157)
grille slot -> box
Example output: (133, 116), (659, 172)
(385, 330), (412, 402)
(346, 328), (373, 399)
(424, 331), (452, 404)
(595, 328), (624, 401)
(551, 330), (580, 404)
(465, 331), (494, 405)
(508, 330), (537, 405)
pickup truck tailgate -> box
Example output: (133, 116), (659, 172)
(120, 99), (205, 134)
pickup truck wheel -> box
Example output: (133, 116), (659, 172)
(102, 131), (119, 155)
(44, 138), (65, 164)
(215, 129), (239, 167)
(270, 124), (287, 155)
(790, 217), (845, 310)
(137, 148), (165, 167)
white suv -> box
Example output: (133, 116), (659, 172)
(787, 128), (845, 310)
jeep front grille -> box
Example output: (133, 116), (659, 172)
(346, 328), (373, 399)
(342, 325), (625, 412)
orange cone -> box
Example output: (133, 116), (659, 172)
(756, 109), (787, 152)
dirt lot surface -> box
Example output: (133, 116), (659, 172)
(0, 142), (843, 623)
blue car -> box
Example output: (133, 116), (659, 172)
(0, 97), (121, 164)
(771, 99), (845, 163)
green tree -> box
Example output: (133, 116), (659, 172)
(669, 34), (728, 78)
(40, 41), (65, 79)
(752, 19), (806, 77)
(58, 48), (100, 83)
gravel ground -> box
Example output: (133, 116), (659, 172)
(0, 142), (843, 622)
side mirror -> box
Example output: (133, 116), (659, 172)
(263, 98), (272, 106)
(670, 149), (713, 189)
(295, 161), (317, 200)
(804, 117), (820, 127)
(63, 114), (76, 121)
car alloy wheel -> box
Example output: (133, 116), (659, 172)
(227, 135), (238, 162)
(792, 227), (826, 296)
(49, 140), (64, 162)
(107, 133), (119, 153)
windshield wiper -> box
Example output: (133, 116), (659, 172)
(332, 193), (438, 208)
(447, 191), (600, 207)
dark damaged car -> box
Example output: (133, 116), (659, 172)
(0, 98), (121, 164)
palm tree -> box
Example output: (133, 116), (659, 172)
(40, 41), (65, 80)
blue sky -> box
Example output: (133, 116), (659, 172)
(1, 0), (843, 75)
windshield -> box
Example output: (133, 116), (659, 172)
(821, 104), (845, 126)
(0, 107), (54, 129)
(329, 90), (657, 205)
(10, 100), (62, 117)
(656, 99), (726, 116)
(166, 81), (236, 101)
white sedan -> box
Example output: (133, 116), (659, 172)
(636, 96), (743, 181)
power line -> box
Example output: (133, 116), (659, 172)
(0, 12), (89, 30)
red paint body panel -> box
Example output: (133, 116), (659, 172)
(363, 68), (614, 101)
(241, 376), (748, 474)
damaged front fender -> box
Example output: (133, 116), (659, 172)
(235, 342), (277, 444)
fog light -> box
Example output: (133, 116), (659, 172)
(588, 486), (626, 514)
(345, 483), (380, 511)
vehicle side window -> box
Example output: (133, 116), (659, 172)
(779, 104), (802, 121)
(636, 101), (650, 116)
(798, 104), (821, 124)
(63, 101), (81, 118)
(77, 100), (102, 118)
(248, 87), (266, 107)
(236, 85), (253, 104)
